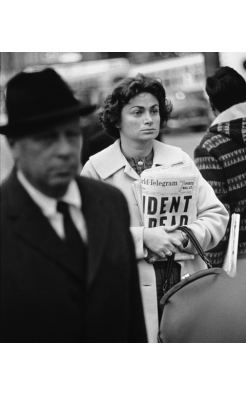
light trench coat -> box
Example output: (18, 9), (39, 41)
(81, 139), (229, 342)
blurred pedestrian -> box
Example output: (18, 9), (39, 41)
(80, 107), (114, 166)
(81, 74), (229, 342)
(194, 66), (246, 268)
(0, 68), (147, 343)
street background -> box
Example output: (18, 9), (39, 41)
(1, 52), (246, 181)
(162, 128), (205, 159)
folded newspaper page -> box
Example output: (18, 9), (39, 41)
(223, 213), (240, 277)
(132, 163), (197, 261)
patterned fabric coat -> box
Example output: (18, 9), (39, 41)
(194, 102), (246, 266)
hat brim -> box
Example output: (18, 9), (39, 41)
(0, 103), (97, 136)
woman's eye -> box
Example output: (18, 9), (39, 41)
(133, 110), (142, 115)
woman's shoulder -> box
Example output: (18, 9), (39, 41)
(153, 140), (192, 165)
(153, 139), (185, 153)
(89, 139), (120, 161)
(82, 139), (126, 180)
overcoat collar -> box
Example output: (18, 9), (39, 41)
(3, 170), (109, 287)
(89, 138), (184, 180)
(211, 102), (246, 126)
(89, 139), (128, 179)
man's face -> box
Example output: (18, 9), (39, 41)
(9, 117), (82, 198)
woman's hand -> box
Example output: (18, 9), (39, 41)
(143, 226), (184, 260)
(168, 229), (188, 247)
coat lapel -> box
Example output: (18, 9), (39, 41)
(152, 139), (184, 166)
(77, 177), (110, 287)
(4, 171), (82, 279)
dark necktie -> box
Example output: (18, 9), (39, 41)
(57, 201), (84, 254)
(57, 200), (86, 342)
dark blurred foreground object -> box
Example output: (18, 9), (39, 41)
(159, 266), (246, 343)
(0, 68), (147, 343)
(158, 228), (246, 343)
(0, 68), (96, 136)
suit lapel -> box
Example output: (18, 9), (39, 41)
(4, 171), (81, 279)
(77, 177), (110, 287)
(5, 171), (111, 286)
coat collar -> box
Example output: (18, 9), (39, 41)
(89, 139), (127, 179)
(211, 102), (246, 126)
(89, 138), (184, 180)
(152, 139), (184, 167)
(16, 170), (82, 218)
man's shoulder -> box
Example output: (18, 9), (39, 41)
(195, 127), (225, 151)
(1, 170), (17, 203)
(77, 175), (126, 201)
(77, 176), (130, 222)
(1, 171), (13, 189)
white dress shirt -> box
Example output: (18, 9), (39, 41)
(17, 170), (87, 243)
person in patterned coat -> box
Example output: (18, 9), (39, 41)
(194, 66), (246, 267)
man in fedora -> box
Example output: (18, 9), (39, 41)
(0, 68), (147, 343)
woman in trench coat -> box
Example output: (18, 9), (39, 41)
(81, 74), (229, 342)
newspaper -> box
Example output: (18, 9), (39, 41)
(132, 162), (198, 261)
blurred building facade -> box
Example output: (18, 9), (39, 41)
(1, 52), (246, 118)
(1, 52), (202, 73)
(2, 51), (246, 75)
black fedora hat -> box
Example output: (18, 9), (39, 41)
(0, 68), (96, 136)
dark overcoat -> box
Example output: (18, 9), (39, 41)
(0, 170), (147, 343)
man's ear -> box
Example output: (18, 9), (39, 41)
(209, 99), (216, 112)
(7, 137), (16, 149)
(6, 137), (20, 163)
(209, 99), (220, 117)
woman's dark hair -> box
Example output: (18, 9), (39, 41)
(206, 66), (246, 113)
(100, 74), (172, 139)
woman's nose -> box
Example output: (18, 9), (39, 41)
(144, 113), (153, 124)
